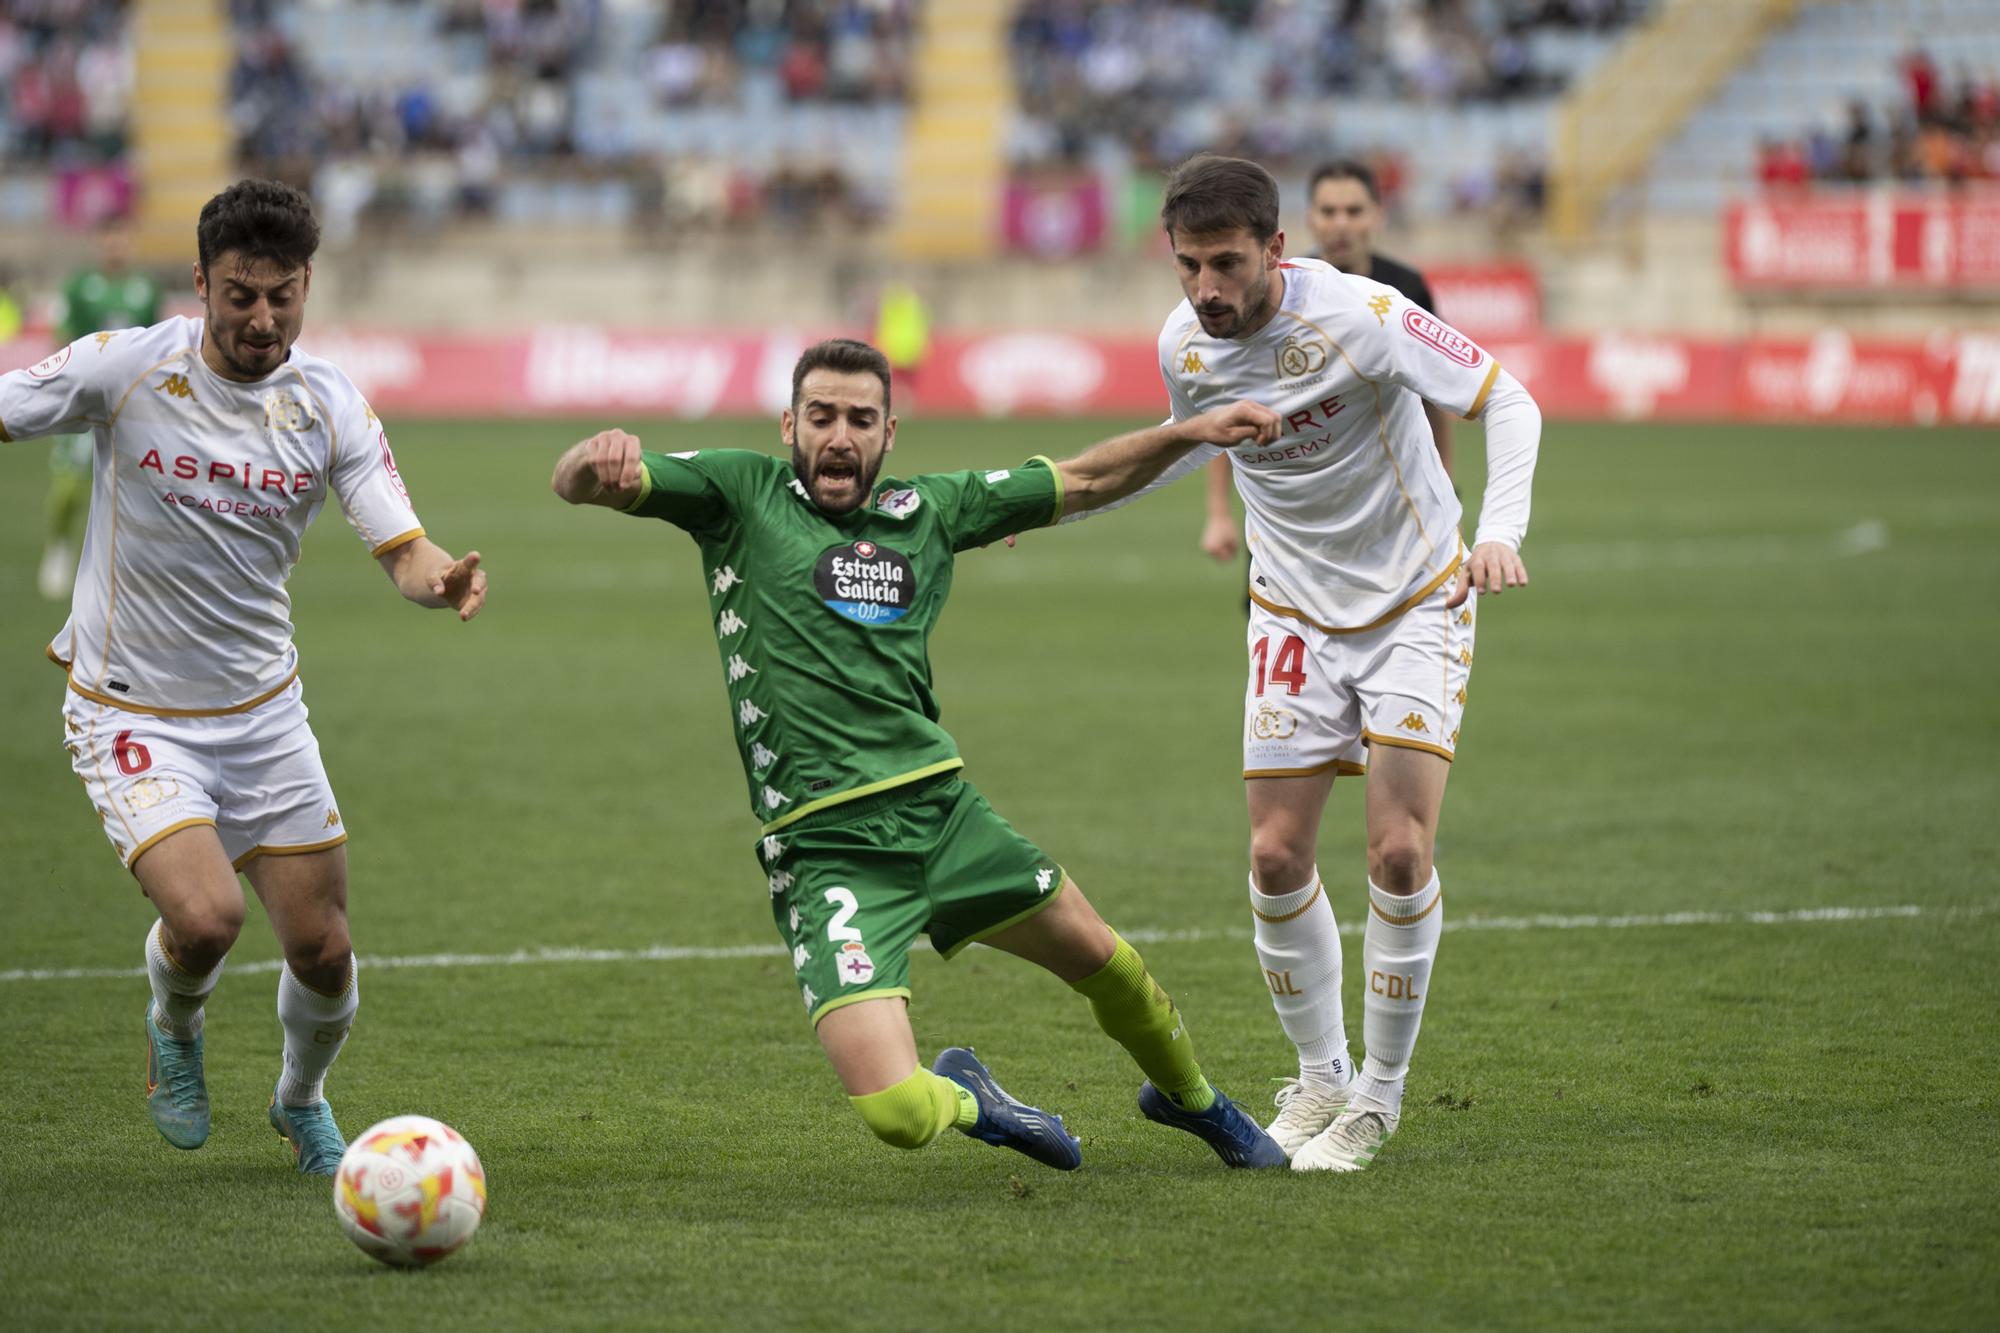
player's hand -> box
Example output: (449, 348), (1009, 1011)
(1199, 514), (1240, 562)
(432, 550), (488, 621)
(555, 428), (645, 506)
(1186, 400), (1280, 449)
(1448, 541), (1528, 609)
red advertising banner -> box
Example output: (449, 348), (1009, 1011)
(1425, 263), (1542, 338)
(5, 328), (1996, 425)
(1000, 177), (1109, 258)
(1727, 192), (2000, 289)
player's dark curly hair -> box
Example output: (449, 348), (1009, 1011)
(791, 338), (892, 414)
(1161, 155), (1281, 242)
(196, 179), (321, 274)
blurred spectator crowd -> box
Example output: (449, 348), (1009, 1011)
(229, 0), (917, 236)
(1758, 47), (2000, 187)
(1006, 0), (1637, 222)
(0, 0), (131, 169)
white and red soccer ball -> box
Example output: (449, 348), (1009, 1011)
(333, 1115), (487, 1268)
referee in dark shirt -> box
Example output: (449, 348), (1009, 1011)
(1200, 158), (1455, 571)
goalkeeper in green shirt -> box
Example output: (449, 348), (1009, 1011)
(39, 217), (161, 599)
(551, 338), (1287, 1171)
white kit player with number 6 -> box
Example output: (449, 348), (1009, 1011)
(1092, 156), (1540, 1171)
(0, 180), (488, 1174)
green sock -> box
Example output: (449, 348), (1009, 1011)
(1071, 932), (1216, 1112)
(850, 1068), (977, 1149)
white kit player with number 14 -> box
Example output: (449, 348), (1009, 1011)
(0, 180), (489, 1175)
(1077, 155), (1541, 1172)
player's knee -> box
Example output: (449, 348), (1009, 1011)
(1249, 828), (1314, 894)
(286, 934), (353, 992)
(1367, 837), (1431, 893)
(852, 1096), (940, 1152)
(163, 901), (246, 963)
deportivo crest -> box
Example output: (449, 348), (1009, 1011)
(1402, 308), (1483, 367)
(1276, 333), (1329, 379)
(835, 940), (876, 986)
(814, 540), (915, 625)
(876, 487), (921, 519)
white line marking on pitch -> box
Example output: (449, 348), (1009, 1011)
(1527, 520), (1888, 574)
(1, 901), (1989, 985)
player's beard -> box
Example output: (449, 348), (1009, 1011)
(1197, 270), (1274, 341)
(791, 439), (883, 516)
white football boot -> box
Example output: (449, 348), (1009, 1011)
(1265, 1077), (1354, 1158)
(1291, 1104), (1399, 1173)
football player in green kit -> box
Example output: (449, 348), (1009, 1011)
(551, 338), (1287, 1171)
(39, 216), (162, 599)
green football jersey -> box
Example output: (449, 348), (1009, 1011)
(57, 266), (161, 343)
(622, 448), (1064, 832)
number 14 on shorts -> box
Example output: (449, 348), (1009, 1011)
(1251, 634), (1307, 696)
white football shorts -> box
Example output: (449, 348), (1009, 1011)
(60, 677), (347, 870)
(1242, 576), (1475, 778)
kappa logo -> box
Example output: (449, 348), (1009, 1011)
(1275, 334), (1328, 379)
(1182, 350), (1208, 374)
(94, 331), (118, 350)
(768, 869), (796, 897)
(1399, 712), (1430, 734)
(1455, 686), (1467, 706)
(1402, 308), (1483, 368)
(157, 373), (196, 401)
(876, 488), (921, 519)
(1449, 728), (1460, 747)
(324, 808), (341, 828)
(1367, 294), (1393, 325)
(1036, 867), (1055, 894)
(1457, 607), (1473, 626)
(761, 785), (792, 811)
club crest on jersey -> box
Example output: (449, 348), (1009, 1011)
(27, 345), (72, 378)
(835, 941), (876, 986)
(1275, 334), (1329, 379)
(1403, 309), (1483, 367)
(814, 540), (915, 625)
(876, 487), (921, 519)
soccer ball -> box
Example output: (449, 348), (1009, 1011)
(332, 1115), (487, 1267)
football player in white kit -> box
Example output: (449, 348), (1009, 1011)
(1134, 156), (1540, 1171)
(0, 180), (488, 1173)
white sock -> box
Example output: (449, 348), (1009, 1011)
(146, 919), (223, 1039)
(1248, 870), (1353, 1088)
(1355, 871), (1443, 1116)
(275, 958), (358, 1107)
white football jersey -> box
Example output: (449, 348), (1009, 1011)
(0, 318), (424, 713)
(1159, 257), (1500, 632)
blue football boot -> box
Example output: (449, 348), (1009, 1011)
(268, 1096), (347, 1176)
(144, 1005), (210, 1150)
(932, 1047), (1083, 1171)
(1138, 1081), (1289, 1168)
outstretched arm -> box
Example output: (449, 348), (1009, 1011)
(377, 536), (487, 621)
(1056, 402), (1279, 520)
(1447, 369), (1539, 609)
(551, 429), (645, 508)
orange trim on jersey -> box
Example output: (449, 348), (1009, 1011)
(1249, 880), (1324, 924)
(1370, 888), (1443, 926)
(1243, 755), (1368, 779)
(1249, 551), (1462, 636)
(232, 832), (348, 871)
(1361, 728), (1456, 763)
(1465, 362), (1501, 419)
(46, 645), (72, 670)
(370, 527), (425, 558)
(67, 666), (299, 719)
(125, 818), (218, 870)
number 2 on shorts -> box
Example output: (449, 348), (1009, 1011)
(824, 887), (863, 942)
(1251, 635), (1308, 696)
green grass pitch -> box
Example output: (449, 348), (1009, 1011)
(1, 417), (1995, 1329)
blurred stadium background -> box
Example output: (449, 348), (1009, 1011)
(1, 0), (1996, 421)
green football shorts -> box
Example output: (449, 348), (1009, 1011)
(755, 773), (1066, 1026)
